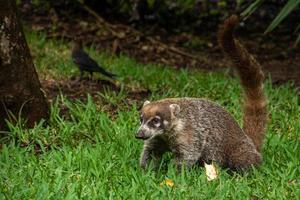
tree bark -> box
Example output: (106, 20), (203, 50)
(0, 0), (49, 130)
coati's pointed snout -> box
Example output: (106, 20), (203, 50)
(135, 130), (149, 140)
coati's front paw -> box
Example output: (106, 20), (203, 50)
(140, 160), (148, 169)
(140, 153), (150, 169)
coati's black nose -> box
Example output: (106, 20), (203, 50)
(135, 135), (143, 139)
(135, 130), (146, 140)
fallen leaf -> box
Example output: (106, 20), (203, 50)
(204, 162), (218, 181)
(160, 178), (174, 187)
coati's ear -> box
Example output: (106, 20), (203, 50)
(170, 104), (180, 117)
(143, 100), (150, 107)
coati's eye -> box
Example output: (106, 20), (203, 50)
(152, 117), (160, 124)
(149, 116), (161, 127)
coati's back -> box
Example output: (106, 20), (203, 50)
(136, 15), (267, 171)
(175, 98), (257, 166)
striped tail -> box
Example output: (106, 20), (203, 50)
(218, 15), (268, 152)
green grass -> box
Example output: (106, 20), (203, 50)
(1, 31), (300, 199)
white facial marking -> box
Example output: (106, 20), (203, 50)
(153, 116), (161, 127)
(143, 100), (150, 107)
(154, 123), (160, 128)
(142, 124), (150, 131)
(163, 120), (169, 126)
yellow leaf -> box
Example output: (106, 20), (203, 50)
(204, 163), (218, 181)
(160, 178), (174, 187)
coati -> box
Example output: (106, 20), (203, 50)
(135, 15), (268, 171)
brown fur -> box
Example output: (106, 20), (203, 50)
(136, 15), (268, 172)
(218, 15), (268, 152)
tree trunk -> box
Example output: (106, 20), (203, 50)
(0, 0), (49, 130)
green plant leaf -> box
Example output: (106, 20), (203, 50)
(240, 0), (264, 19)
(295, 33), (300, 45)
(265, 0), (300, 33)
(294, 24), (300, 33)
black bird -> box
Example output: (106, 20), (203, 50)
(71, 41), (117, 80)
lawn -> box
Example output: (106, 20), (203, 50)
(0, 31), (299, 199)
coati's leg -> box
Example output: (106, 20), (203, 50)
(140, 138), (169, 169)
(140, 144), (152, 168)
(172, 145), (202, 168)
(173, 154), (200, 168)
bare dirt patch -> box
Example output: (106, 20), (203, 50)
(41, 77), (150, 116)
(20, 2), (300, 88)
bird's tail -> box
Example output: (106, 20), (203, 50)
(218, 15), (268, 152)
(96, 68), (117, 79)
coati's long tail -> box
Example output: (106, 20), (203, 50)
(218, 15), (268, 152)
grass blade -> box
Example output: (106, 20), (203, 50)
(295, 33), (300, 46)
(265, 0), (300, 33)
(241, 0), (264, 19)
